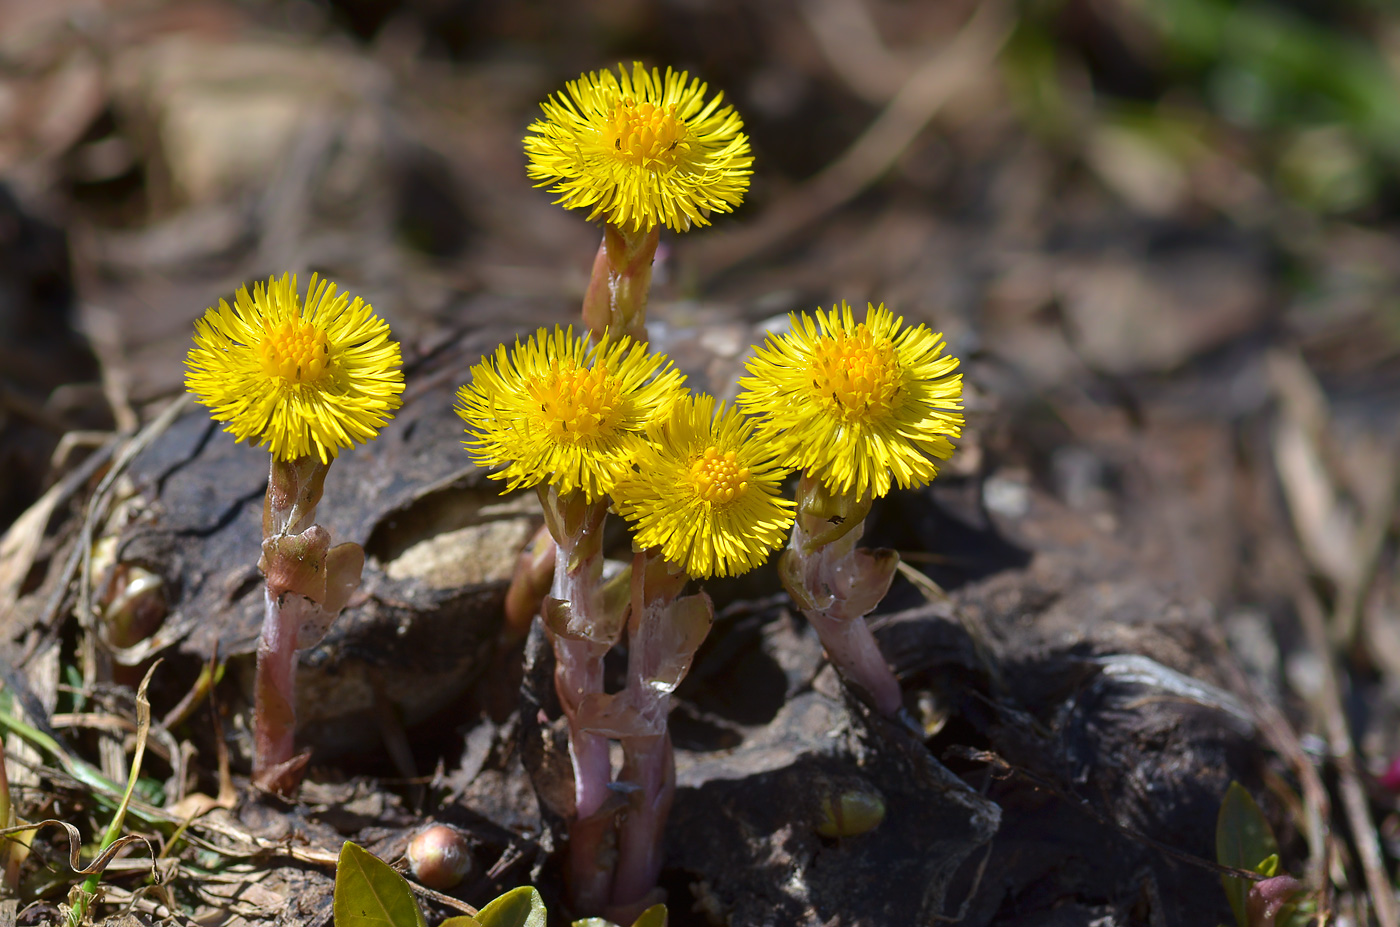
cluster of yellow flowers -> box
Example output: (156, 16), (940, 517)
(184, 285), (962, 581)
(179, 61), (967, 906)
(183, 63), (963, 583)
(453, 306), (962, 579)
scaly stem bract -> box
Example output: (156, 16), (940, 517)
(537, 486), (627, 914)
(609, 549), (710, 911)
(581, 223), (660, 343)
(781, 474), (902, 716)
(252, 455), (330, 796)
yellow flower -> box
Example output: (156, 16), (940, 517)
(524, 62), (752, 233)
(737, 303), (963, 500)
(614, 394), (794, 579)
(185, 274), (404, 463)
(458, 327), (685, 502)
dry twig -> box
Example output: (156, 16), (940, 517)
(1288, 576), (1397, 927)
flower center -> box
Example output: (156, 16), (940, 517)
(259, 320), (332, 385)
(608, 98), (688, 168)
(687, 446), (749, 505)
(535, 360), (624, 443)
(809, 327), (902, 421)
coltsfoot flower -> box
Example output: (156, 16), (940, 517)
(614, 393), (794, 579)
(458, 327), (685, 502)
(185, 274), (404, 463)
(738, 302), (963, 500)
(524, 62), (752, 233)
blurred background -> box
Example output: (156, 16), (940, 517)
(5, 0), (1400, 917)
(5, 0), (1400, 523)
(4, 0), (1400, 506)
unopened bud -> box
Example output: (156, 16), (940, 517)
(1246, 874), (1303, 927)
(102, 565), (167, 651)
(407, 824), (473, 890)
(816, 787), (886, 838)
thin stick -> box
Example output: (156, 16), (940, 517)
(1289, 576), (1397, 927)
(1334, 451), (1400, 651)
(69, 661), (159, 927)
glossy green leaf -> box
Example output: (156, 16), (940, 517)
(571, 903), (666, 927)
(440, 918), (483, 927)
(333, 841), (426, 927)
(475, 886), (547, 927)
(1216, 781), (1279, 927)
(630, 905), (667, 927)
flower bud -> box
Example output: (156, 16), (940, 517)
(407, 824), (473, 890)
(816, 787), (886, 838)
(101, 564), (167, 651)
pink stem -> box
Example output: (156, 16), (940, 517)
(803, 602), (902, 715)
(555, 636), (613, 820)
(611, 732), (674, 908)
(556, 639), (616, 913)
(608, 549), (705, 910)
(253, 587), (307, 794)
(252, 456), (329, 796)
(540, 490), (621, 914)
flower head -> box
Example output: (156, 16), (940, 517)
(738, 303), (963, 500)
(524, 62), (752, 233)
(614, 394), (794, 579)
(458, 327), (685, 502)
(185, 274), (404, 463)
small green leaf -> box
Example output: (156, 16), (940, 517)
(440, 918), (483, 927)
(1257, 853), (1280, 878)
(333, 841), (427, 927)
(630, 905), (667, 927)
(475, 886), (547, 927)
(1216, 782), (1279, 927)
